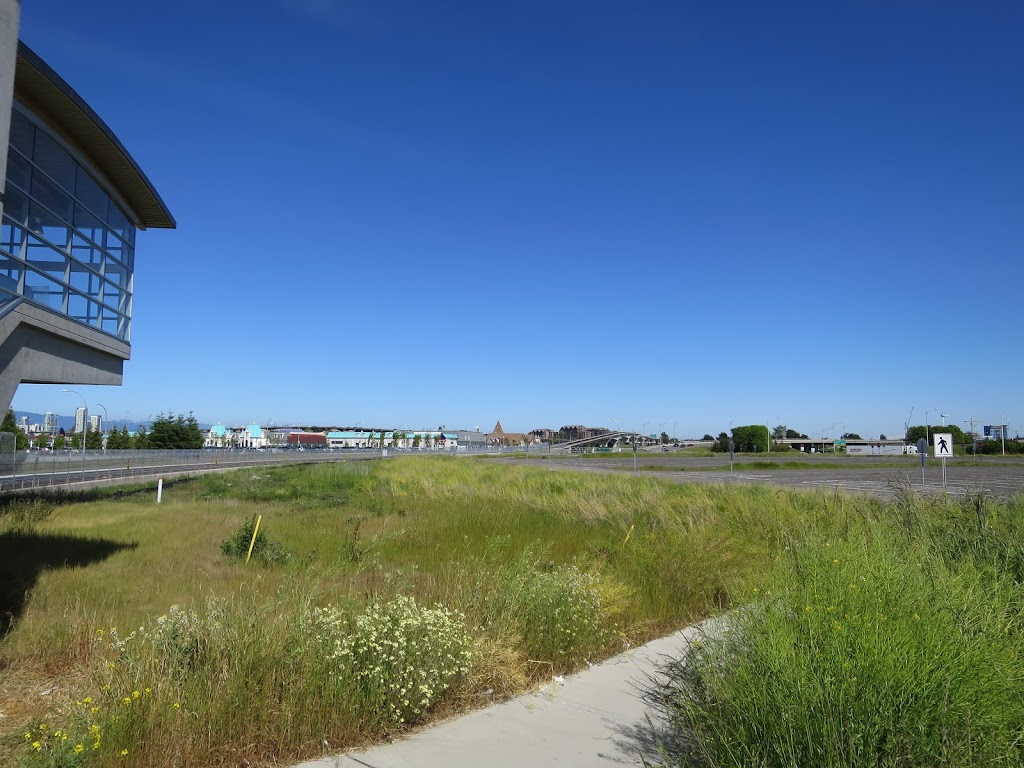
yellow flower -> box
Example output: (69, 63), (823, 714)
(121, 748), (129, 757)
(84, 696), (93, 704)
(173, 702), (181, 710)
(96, 629), (104, 635)
(32, 741), (41, 751)
(38, 724), (47, 731)
(132, 690), (140, 698)
(74, 744), (85, 754)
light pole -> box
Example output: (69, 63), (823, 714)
(672, 420), (679, 444)
(1001, 412), (1006, 456)
(641, 421), (650, 445)
(94, 402), (108, 451)
(61, 388), (87, 468)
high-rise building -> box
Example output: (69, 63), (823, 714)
(984, 425), (1008, 441)
(17, 414), (27, 430)
(89, 414), (101, 433)
(74, 406), (87, 434)
(0, 3), (175, 415)
(43, 411), (56, 432)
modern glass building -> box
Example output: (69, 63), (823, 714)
(0, 22), (174, 414)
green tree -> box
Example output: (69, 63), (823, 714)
(1, 408), (28, 450)
(732, 425), (770, 453)
(132, 426), (149, 449)
(702, 434), (714, 441)
(86, 427), (103, 449)
(785, 429), (809, 439)
(842, 432), (863, 440)
(660, 431), (669, 444)
(711, 432), (731, 453)
(34, 433), (48, 450)
(772, 424), (787, 441)
(147, 412), (205, 449)
(106, 425), (128, 450)
(70, 433), (82, 449)
(53, 434), (65, 450)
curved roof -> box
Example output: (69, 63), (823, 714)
(14, 42), (175, 229)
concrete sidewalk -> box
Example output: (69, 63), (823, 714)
(294, 624), (703, 768)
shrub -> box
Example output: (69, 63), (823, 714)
(220, 514), (288, 564)
(314, 595), (473, 726)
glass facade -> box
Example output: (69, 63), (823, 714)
(0, 105), (135, 341)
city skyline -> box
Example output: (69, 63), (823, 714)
(8, 1), (1023, 440)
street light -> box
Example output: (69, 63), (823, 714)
(61, 388), (87, 467)
(672, 420), (679, 444)
(94, 403), (108, 451)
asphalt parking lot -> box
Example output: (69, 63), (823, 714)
(499, 453), (1024, 500)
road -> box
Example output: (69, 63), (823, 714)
(500, 453), (1024, 500)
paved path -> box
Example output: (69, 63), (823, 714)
(293, 625), (704, 768)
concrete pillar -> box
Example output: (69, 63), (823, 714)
(0, 0), (19, 217)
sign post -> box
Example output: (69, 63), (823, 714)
(917, 437), (927, 489)
(933, 433), (952, 494)
(728, 439), (735, 473)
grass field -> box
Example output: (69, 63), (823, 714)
(2, 458), (1023, 767)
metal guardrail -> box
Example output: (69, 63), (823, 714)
(0, 444), (534, 492)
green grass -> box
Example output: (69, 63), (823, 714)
(4, 459), (1023, 767)
(657, 485), (1024, 767)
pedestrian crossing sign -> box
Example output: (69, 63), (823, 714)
(933, 433), (953, 457)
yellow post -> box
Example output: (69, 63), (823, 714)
(245, 514), (263, 564)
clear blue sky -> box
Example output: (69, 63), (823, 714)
(12, 1), (1024, 439)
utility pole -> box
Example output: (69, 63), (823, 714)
(965, 417), (979, 459)
(1002, 412), (1006, 456)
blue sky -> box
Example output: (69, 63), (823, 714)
(11, 1), (1024, 439)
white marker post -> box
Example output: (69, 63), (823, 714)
(157, 476), (163, 504)
(933, 433), (952, 494)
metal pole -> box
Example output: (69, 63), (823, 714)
(1001, 412), (1006, 456)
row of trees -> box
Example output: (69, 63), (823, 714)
(1, 410), (204, 451)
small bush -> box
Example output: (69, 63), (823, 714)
(313, 595), (473, 726)
(220, 514), (288, 564)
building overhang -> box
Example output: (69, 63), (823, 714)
(13, 41), (175, 230)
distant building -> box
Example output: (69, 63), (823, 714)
(236, 423), (267, 449)
(88, 414), (101, 432)
(204, 423), (230, 448)
(487, 420), (531, 446)
(559, 425), (610, 441)
(17, 415), (27, 430)
(288, 432), (327, 447)
(984, 425), (1008, 441)
(43, 411), (56, 432)
(74, 406), (87, 433)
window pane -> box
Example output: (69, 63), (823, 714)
(0, 224), (24, 258)
(102, 257), (128, 288)
(68, 292), (100, 328)
(32, 131), (76, 191)
(28, 200), (70, 251)
(100, 280), (123, 310)
(8, 111), (34, 155)
(101, 307), (127, 339)
(104, 233), (123, 264)
(3, 185), (28, 226)
(0, 253), (21, 294)
(30, 173), (73, 224)
(24, 269), (64, 310)
(69, 263), (101, 299)
(107, 203), (131, 241)
(74, 169), (109, 222)
(6, 148), (30, 190)
(71, 235), (103, 267)
(25, 235), (67, 281)
(73, 204), (105, 245)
